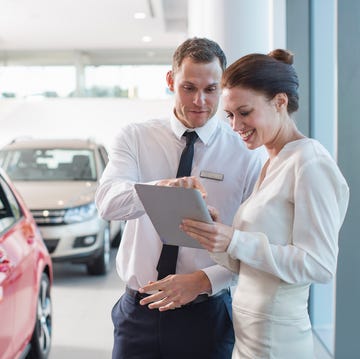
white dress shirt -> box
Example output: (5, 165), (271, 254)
(212, 138), (349, 358)
(95, 113), (263, 294)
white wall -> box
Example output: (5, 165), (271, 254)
(0, 98), (174, 149)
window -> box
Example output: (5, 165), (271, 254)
(1, 149), (96, 181)
(0, 66), (75, 98)
(98, 146), (109, 170)
(0, 176), (21, 232)
(84, 65), (171, 99)
(0, 65), (171, 99)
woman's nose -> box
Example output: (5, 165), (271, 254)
(231, 117), (242, 131)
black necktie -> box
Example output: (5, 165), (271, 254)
(156, 131), (198, 279)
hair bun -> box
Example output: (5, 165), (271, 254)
(268, 49), (294, 65)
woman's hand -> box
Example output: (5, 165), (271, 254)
(180, 219), (234, 252)
(207, 205), (219, 221)
(156, 176), (207, 198)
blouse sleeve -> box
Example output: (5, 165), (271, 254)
(210, 252), (240, 274)
(226, 156), (349, 284)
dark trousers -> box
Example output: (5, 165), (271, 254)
(111, 290), (235, 359)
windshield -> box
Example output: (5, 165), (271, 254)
(0, 148), (97, 181)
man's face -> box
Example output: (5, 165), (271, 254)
(167, 57), (223, 128)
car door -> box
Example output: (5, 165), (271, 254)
(0, 175), (37, 358)
(0, 177), (17, 358)
(0, 249), (15, 358)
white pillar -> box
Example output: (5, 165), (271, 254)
(74, 51), (87, 97)
(188, 0), (286, 65)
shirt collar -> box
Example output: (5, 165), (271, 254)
(170, 110), (219, 145)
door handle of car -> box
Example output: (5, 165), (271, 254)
(22, 220), (35, 244)
(26, 235), (35, 245)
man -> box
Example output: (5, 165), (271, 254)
(95, 37), (263, 359)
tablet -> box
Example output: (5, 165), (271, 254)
(134, 184), (213, 249)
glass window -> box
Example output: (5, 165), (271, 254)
(0, 176), (21, 232)
(1, 149), (96, 181)
(0, 66), (76, 98)
(84, 65), (171, 99)
(98, 146), (109, 170)
(0, 64), (171, 99)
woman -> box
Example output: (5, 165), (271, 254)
(181, 49), (349, 358)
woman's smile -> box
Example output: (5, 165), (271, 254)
(240, 128), (255, 141)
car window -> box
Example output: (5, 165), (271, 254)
(0, 176), (22, 233)
(1, 149), (97, 181)
(98, 146), (109, 167)
(0, 151), (6, 167)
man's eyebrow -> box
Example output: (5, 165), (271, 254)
(205, 82), (220, 88)
(180, 81), (220, 88)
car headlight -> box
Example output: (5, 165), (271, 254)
(63, 203), (97, 224)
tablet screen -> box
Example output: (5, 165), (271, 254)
(135, 184), (213, 248)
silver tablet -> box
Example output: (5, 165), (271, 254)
(135, 184), (213, 249)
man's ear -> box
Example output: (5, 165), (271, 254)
(166, 70), (174, 92)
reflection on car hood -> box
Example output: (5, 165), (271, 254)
(13, 181), (97, 209)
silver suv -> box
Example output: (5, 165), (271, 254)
(0, 138), (123, 275)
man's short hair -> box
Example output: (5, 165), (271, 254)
(172, 37), (227, 73)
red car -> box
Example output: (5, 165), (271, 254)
(0, 168), (53, 359)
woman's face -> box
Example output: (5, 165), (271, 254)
(222, 86), (282, 150)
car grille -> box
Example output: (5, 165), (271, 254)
(44, 239), (60, 253)
(31, 209), (66, 225)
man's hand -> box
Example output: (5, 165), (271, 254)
(156, 176), (207, 198)
(138, 271), (211, 311)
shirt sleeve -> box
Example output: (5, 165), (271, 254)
(95, 127), (146, 221)
(227, 157), (349, 284)
(201, 263), (238, 295)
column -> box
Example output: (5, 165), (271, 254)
(286, 0), (311, 136)
(335, 0), (360, 357)
(74, 51), (87, 97)
(308, 0), (337, 356)
(188, 0), (286, 66)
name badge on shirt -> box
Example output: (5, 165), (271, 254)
(200, 170), (224, 181)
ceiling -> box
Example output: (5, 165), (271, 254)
(0, 0), (188, 65)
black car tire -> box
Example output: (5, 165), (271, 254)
(87, 225), (111, 275)
(27, 272), (52, 359)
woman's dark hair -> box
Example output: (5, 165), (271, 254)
(172, 37), (227, 73)
(222, 49), (299, 114)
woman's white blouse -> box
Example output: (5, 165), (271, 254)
(218, 138), (349, 285)
(213, 138), (349, 358)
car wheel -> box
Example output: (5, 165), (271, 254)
(27, 272), (52, 359)
(87, 224), (111, 275)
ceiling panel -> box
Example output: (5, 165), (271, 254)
(0, 0), (188, 63)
